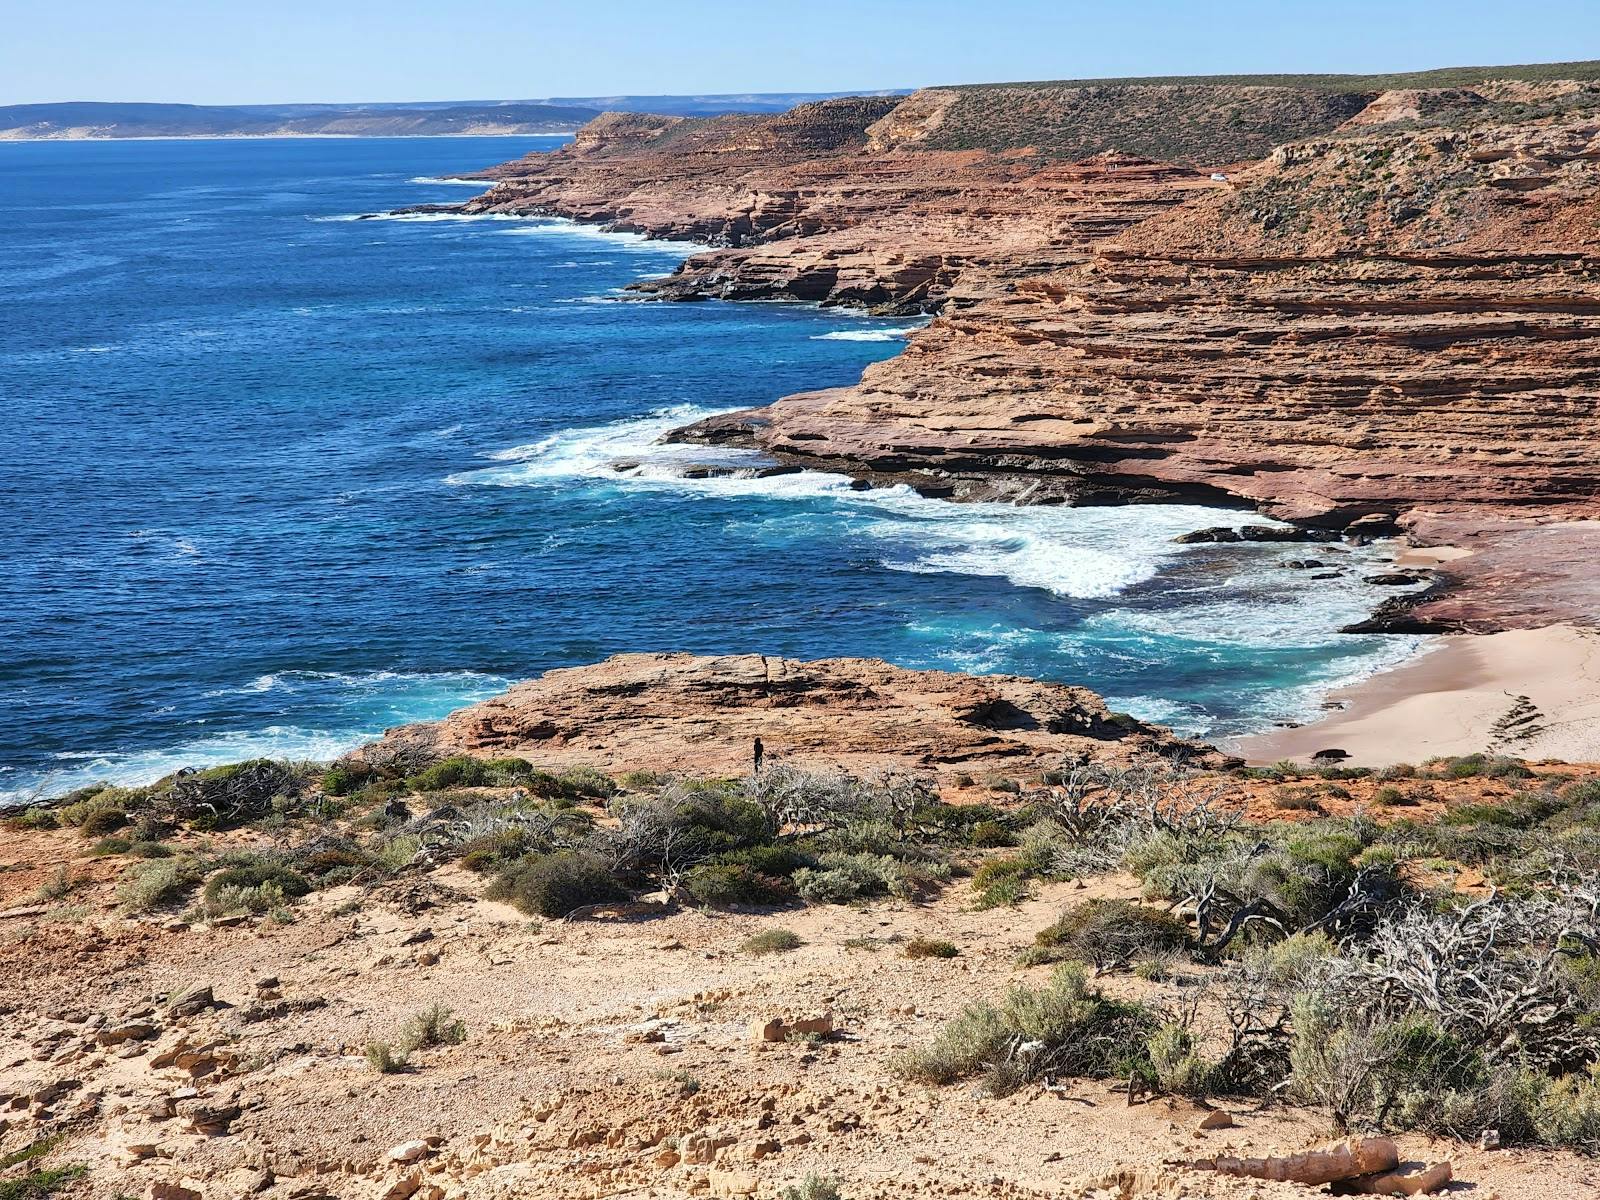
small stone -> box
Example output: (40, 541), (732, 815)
(1480, 1128), (1502, 1150)
(165, 986), (214, 1019)
(1196, 1108), (1234, 1131)
(387, 1139), (436, 1164)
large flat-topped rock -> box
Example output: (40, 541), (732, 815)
(368, 653), (1216, 779)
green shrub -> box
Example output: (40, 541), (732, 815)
(117, 858), (201, 914)
(717, 842), (816, 877)
(8, 807), (60, 832)
(793, 852), (946, 905)
(683, 863), (793, 908)
(1530, 1065), (1600, 1153)
(320, 762), (371, 797)
(551, 765), (618, 799)
(968, 819), (1017, 848)
(201, 862), (311, 916)
(90, 836), (133, 856)
(1444, 793), (1563, 830)
(486, 851), (628, 917)
(893, 962), (1154, 1095)
(1560, 778), (1600, 806)
(741, 928), (802, 955)
(1145, 1022), (1217, 1097)
(1289, 998), (1487, 1133)
(1026, 899), (1189, 969)
(79, 807), (128, 837)
(778, 1177), (844, 1200)
(904, 936), (959, 959)
(1432, 753), (1534, 781)
(408, 755), (523, 791)
(1238, 931), (1334, 987)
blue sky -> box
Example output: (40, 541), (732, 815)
(5, 0), (1598, 105)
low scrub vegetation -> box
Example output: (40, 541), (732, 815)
(904, 936), (959, 959)
(23, 744), (1600, 1155)
(894, 962), (1156, 1094)
(741, 928), (802, 955)
(896, 761), (1600, 1153)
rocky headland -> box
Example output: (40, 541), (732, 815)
(454, 75), (1600, 636)
(366, 652), (1222, 781)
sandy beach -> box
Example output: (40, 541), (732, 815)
(1232, 624), (1600, 767)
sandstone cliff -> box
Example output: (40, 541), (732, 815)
(459, 79), (1600, 629)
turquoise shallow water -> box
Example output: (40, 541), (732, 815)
(0, 136), (1421, 800)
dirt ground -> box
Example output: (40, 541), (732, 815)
(1, 836), (1594, 1200)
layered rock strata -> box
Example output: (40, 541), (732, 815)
(461, 82), (1600, 628)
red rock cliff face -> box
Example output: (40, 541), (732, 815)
(460, 91), (1323, 312)
(463, 83), (1600, 629)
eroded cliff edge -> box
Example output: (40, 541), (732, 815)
(460, 79), (1600, 631)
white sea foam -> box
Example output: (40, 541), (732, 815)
(499, 218), (702, 256)
(311, 211), (531, 224)
(449, 408), (1254, 600)
(407, 176), (494, 185)
(810, 327), (920, 342)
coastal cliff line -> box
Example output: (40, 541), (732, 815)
(448, 74), (1600, 635)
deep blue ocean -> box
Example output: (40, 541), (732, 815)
(0, 136), (1421, 800)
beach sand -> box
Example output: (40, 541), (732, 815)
(1232, 624), (1600, 767)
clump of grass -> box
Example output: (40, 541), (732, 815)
(1273, 791), (1325, 814)
(741, 928), (802, 955)
(31, 867), (78, 903)
(0, 1135), (64, 1171)
(0, 1165), (86, 1200)
(652, 1067), (701, 1096)
(893, 962), (1154, 1095)
(969, 857), (1030, 909)
(365, 1040), (406, 1074)
(116, 858), (201, 914)
(904, 936), (959, 959)
(397, 1002), (467, 1053)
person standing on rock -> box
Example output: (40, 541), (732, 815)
(753, 736), (764, 774)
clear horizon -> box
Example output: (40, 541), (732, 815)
(3, 0), (1598, 107)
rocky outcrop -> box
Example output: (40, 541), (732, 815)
(367, 653), (1217, 778)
